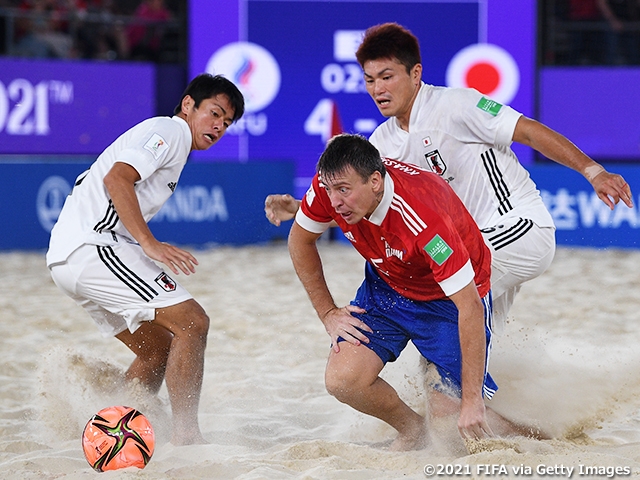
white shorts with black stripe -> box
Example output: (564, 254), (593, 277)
(480, 217), (556, 334)
(49, 242), (193, 337)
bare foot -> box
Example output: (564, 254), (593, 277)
(389, 422), (429, 451)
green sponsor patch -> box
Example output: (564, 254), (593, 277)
(424, 234), (453, 266)
(476, 97), (503, 116)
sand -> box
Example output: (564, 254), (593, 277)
(1, 243), (640, 479)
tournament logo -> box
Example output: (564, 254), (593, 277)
(206, 42), (281, 113)
(425, 150), (447, 176)
(155, 272), (176, 292)
(144, 133), (169, 159)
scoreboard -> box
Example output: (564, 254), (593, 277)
(188, 0), (536, 194)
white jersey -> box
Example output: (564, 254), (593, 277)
(369, 83), (554, 230)
(46, 115), (192, 267)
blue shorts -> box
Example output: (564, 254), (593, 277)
(342, 263), (497, 399)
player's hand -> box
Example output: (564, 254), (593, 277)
(458, 397), (494, 441)
(142, 240), (198, 275)
(591, 170), (633, 210)
(321, 305), (372, 352)
(264, 194), (300, 226)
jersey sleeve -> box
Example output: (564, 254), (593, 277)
(117, 119), (183, 181)
(295, 175), (334, 234)
(446, 88), (522, 148)
(418, 216), (474, 297)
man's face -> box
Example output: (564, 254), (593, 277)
(321, 166), (382, 224)
(363, 57), (421, 123)
(181, 94), (235, 151)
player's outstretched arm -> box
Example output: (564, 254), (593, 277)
(264, 194), (301, 226)
(513, 116), (633, 210)
(104, 162), (198, 276)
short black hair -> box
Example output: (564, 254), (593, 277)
(173, 73), (245, 122)
(318, 134), (386, 184)
(356, 23), (421, 74)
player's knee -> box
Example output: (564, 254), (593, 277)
(187, 309), (210, 339)
(324, 366), (361, 402)
(178, 301), (209, 334)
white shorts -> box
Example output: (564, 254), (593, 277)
(49, 242), (193, 337)
(481, 217), (556, 333)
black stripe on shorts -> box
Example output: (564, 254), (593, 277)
(97, 245), (159, 302)
(486, 218), (534, 251)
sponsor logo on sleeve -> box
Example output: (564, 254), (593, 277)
(424, 234), (453, 265)
(476, 97), (503, 116)
(144, 133), (169, 159)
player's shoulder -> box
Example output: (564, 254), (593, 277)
(133, 116), (190, 145)
(431, 85), (483, 107)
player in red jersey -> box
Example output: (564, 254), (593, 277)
(289, 134), (535, 450)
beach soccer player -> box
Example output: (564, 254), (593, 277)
(289, 133), (536, 450)
(46, 73), (244, 445)
(266, 22), (633, 332)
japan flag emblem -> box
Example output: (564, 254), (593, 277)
(155, 272), (177, 292)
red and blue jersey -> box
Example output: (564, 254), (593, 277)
(295, 158), (491, 302)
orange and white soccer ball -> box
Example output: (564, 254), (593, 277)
(82, 405), (155, 472)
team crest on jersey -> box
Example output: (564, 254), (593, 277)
(144, 133), (169, 159)
(425, 149), (446, 176)
(155, 272), (176, 292)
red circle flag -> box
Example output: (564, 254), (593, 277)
(446, 43), (520, 104)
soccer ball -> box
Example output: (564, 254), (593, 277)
(82, 405), (155, 472)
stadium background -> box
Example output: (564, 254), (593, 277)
(1, 0), (640, 250)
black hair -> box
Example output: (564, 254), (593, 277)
(317, 134), (386, 183)
(356, 23), (421, 74)
(173, 73), (245, 122)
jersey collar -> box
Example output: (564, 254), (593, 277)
(367, 173), (394, 226)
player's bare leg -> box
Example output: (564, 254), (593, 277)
(325, 343), (427, 451)
(153, 299), (210, 445)
(117, 322), (173, 394)
(429, 389), (549, 440)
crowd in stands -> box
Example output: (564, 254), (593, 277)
(544, 0), (640, 65)
(0, 0), (184, 62)
(3, 0), (639, 67)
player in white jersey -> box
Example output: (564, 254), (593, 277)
(265, 22), (632, 330)
(46, 73), (244, 445)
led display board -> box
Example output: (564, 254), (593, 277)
(189, 0), (536, 194)
(0, 59), (154, 154)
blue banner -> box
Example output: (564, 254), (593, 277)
(2, 160), (294, 251)
(530, 165), (640, 248)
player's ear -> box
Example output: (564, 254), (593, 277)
(411, 63), (422, 84)
(181, 95), (195, 115)
(370, 171), (384, 192)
